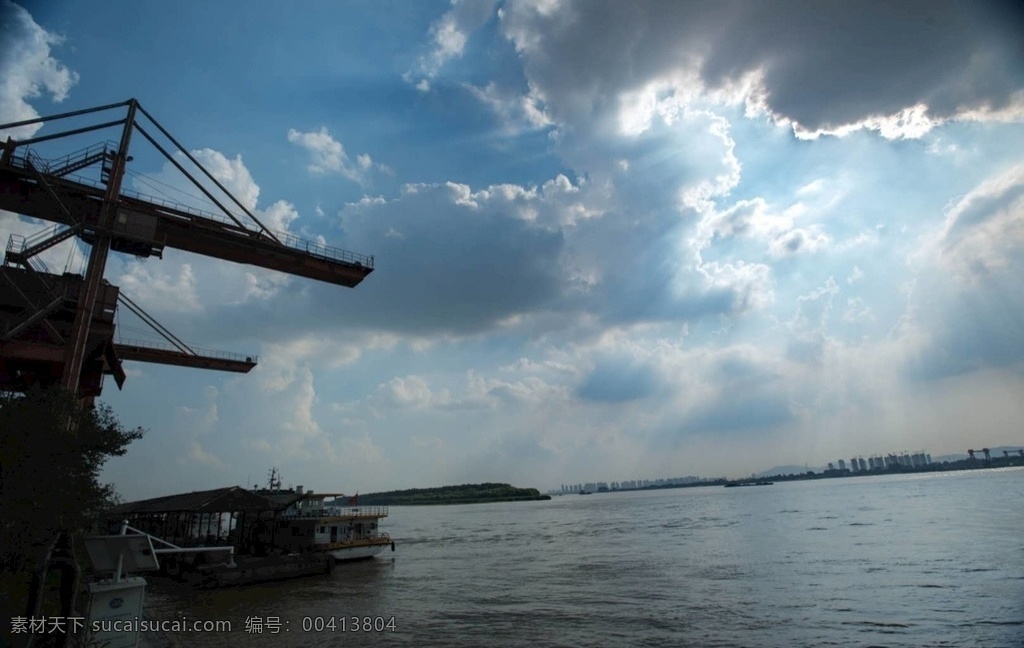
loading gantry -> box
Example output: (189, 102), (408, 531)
(0, 99), (374, 404)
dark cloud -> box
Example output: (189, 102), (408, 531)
(908, 166), (1024, 380)
(500, 0), (1024, 132)
(184, 183), (566, 339)
(575, 358), (659, 402)
(338, 196), (564, 333)
(908, 259), (1024, 380)
(686, 392), (794, 434)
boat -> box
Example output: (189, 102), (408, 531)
(102, 471), (395, 587)
(274, 491), (394, 563)
(578, 490), (592, 495)
(724, 481), (774, 487)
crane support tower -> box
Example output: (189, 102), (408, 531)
(0, 99), (374, 404)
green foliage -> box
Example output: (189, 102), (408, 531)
(357, 483), (548, 505)
(0, 387), (144, 574)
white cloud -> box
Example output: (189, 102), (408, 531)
(372, 375), (453, 411)
(188, 148), (260, 212)
(0, 1), (79, 139)
(286, 127), (385, 184)
(175, 385), (220, 434)
(187, 441), (226, 469)
(415, 0), (499, 81)
(767, 227), (831, 258)
(843, 297), (875, 325)
(117, 262), (203, 314)
(792, 103), (942, 141)
(696, 260), (775, 312)
(846, 266), (864, 285)
(259, 200), (299, 233)
(933, 164), (1024, 283)
(465, 81), (553, 133)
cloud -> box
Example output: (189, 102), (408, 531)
(907, 165), (1024, 379)
(685, 392), (794, 435)
(575, 357), (659, 403)
(0, 0), (79, 138)
(117, 262), (203, 314)
(934, 164), (1024, 283)
(187, 441), (226, 469)
(692, 196), (830, 259)
(180, 388), (226, 468)
(371, 375), (454, 411)
(785, 277), (841, 365)
(286, 127), (387, 184)
(767, 227), (830, 258)
(301, 179), (569, 335)
(846, 265), (864, 285)
(495, 1), (1024, 138)
(116, 147), (312, 316)
(464, 81), (553, 133)
(416, 0), (500, 80)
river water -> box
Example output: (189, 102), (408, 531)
(143, 468), (1024, 647)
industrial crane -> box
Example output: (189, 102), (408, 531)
(0, 99), (374, 404)
(966, 448), (991, 462)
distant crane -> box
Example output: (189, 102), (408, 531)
(967, 448), (991, 462)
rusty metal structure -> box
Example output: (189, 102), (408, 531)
(0, 99), (373, 404)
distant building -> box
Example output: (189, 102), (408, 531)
(857, 457), (868, 471)
(838, 459), (846, 471)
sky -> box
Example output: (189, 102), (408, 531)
(2, 0), (1023, 499)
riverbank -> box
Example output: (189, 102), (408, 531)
(357, 483), (550, 506)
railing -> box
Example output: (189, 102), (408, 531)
(271, 229), (374, 268)
(5, 233), (55, 276)
(282, 505), (389, 519)
(45, 140), (114, 177)
(19, 223), (61, 250)
(6, 232), (24, 257)
(4, 148), (375, 269)
(114, 336), (257, 363)
(311, 533), (392, 550)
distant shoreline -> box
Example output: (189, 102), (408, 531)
(553, 458), (1024, 495)
(386, 495), (551, 506)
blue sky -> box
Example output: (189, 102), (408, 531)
(3, 0), (1023, 499)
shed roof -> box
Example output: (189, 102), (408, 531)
(111, 486), (279, 515)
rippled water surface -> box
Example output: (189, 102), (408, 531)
(145, 468), (1024, 647)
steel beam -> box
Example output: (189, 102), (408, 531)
(61, 100), (137, 395)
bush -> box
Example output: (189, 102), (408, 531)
(0, 387), (144, 574)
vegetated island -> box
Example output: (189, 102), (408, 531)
(357, 483), (551, 506)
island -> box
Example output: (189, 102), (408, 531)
(356, 483), (551, 506)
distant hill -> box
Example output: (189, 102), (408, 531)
(758, 465), (817, 478)
(357, 483), (551, 506)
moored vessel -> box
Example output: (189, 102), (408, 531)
(275, 492), (394, 563)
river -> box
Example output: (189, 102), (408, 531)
(142, 467), (1024, 647)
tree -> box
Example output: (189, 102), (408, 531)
(0, 387), (145, 574)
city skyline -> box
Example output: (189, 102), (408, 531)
(548, 446), (1024, 493)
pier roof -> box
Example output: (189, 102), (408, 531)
(111, 486), (278, 515)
